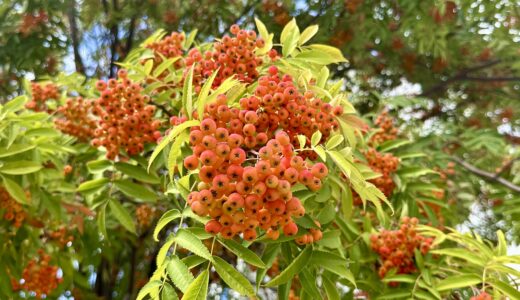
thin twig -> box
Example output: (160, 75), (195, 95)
(451, 156), (520, 193)
(420, 60), (502, 97)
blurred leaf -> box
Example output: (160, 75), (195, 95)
(0, 144), (35, 158)
(108, 199), (136, 234)
(0, 161), (42, 175)
(436, 274), (481, 291)
(1, 176), (27, 204)
(115, 162), (160, 184)
(114, 179), (157, 202)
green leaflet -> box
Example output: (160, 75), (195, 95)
(212, 256), (255, 296)
(265, 246), (312, 287)
(218, 238), (266, 268)
(115, 162), (160, 184)
(108, 199), (136, 234)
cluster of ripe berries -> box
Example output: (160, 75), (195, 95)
(436, 161), (455, 181)
(0, 187), (26, 228)
(146, 32), (185, 73)
(241, 66), (342, 158)
(18, 10), (48, 36)
(11, 250), (62, 298)
(369, 111), (398, 146)
(261, 0), (291, 25)
(90, 70), (162, 159)
(370, 217), (433, 279)
(184, 24), (265, 91)
(295, 221), (323, 245)
(470, 292), (492, 300)
(47, 226), (74, 248)
(136, 204), (156, 228)
(54, 97), (97, 142)
(25, 82), (59, 112)
(184, 90), (332, 241)
(354, 148), (399, 205)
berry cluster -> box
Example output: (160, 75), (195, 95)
(184, 24), (265, 91)
(295, 221), (323, 245)
(136, 204), (156, 228)
(26, 82), (59, 112)
(436, 161), (455, 181)
(146, 32), (185, 73)
(18, 10), (48, 36)
(261, 0), (291, 25)
(240, 66), (343, 158)
(370, 111), (397, 146)
(0, 187), (26, 228)
(470, 292), (492, 300)
(63, 164), (73, 175)
(370, 217), (433, 279)
(54, 97), (97, 142)
(184, 89), (332, 242)
(47, 226), (74, 248)
(11, 250), (62, 298)
(90, 70), (162, 159)
(354, 148), (399, 205)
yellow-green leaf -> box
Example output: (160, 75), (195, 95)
(0, 144), (35, 158)
(181, 269), (209, 300)
(153, 209), (181, 241)
(148, 119), (200, 171)
(436, 274), (481, 291)
(136, 280), (162, 300)
(197, 69), (220, 121)
(1, 176), (27, 204)
(174, 229), (212, 260)
(298, 25), (319, 46)
(0, 161), (42, 175)
(167, 256), (194, 292)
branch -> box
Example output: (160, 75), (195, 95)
(420, 59), (502, 97)
(451, 156), (520, 193)
(102, 0), (120, 78)
(125, 16), (137, 56)
(494, 158), (519, 178)
(464, 76), (520, 82)
(67, 0), (85, 74)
